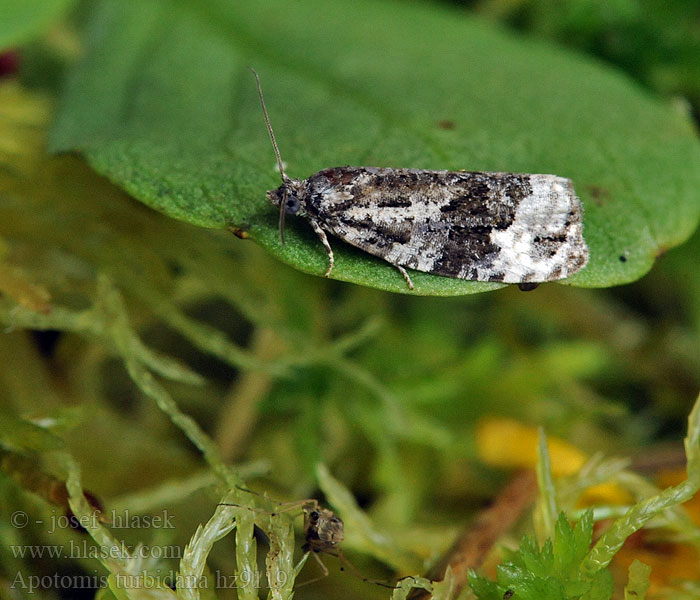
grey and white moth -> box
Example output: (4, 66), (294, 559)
(250, 69), (589, 290)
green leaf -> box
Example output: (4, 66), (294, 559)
(552, 511), (593, 577)
(467, 571), (503, 600)
(0, 415), (64, 452)
(553, 514), (577, 574)
(624, 560), (651, 600)
(471, 513), (613, 600)
(520, 537), (554, 576)
(517, 578), (568, 600)
(50, 0), (700, 295)
(0, 0), (75, 48)
(536, 427), (558, 542)
(570, 511), (594, 566)
(585, 569), (614, 600)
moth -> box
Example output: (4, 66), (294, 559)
(299, 500), (397, 588)
(220, 493), (344, 580)
(222, 491), (396, 587)
(250, 69), (589, 290)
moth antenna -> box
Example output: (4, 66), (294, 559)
(249, 67), (289, 245)
(279, 189), (288, 246)
(249, 67), (287, 180)
(335, 548), (400, 589)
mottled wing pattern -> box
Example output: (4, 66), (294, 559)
(304, 167), (588, 283)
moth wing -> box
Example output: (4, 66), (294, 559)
(307, 167), (588, 283)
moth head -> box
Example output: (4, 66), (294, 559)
(267, 178), (308, 244)
(266, 179), (307, 216)
(303, 505), (344, 551)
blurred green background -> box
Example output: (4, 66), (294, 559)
(2, 1), (700, 599)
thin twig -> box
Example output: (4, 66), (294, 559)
(409, 470), (537, 600)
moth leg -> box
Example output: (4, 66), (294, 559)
(396, 265), (415, 291)
(296, 551), (330, 588)
(309, 220), (334, 277)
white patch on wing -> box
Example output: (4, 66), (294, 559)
(323, 190), (354, 204)
(488, 175), (588, 282)
(342, 197), (446, 224)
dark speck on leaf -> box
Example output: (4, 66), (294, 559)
(585, 184), (610, 206)
(229, 225), (250, 239)
(436, 120), (456, 130)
